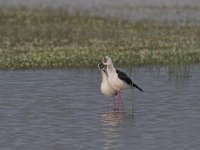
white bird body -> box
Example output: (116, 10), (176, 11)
(98, 63), (118, 111)
(106, 65), (129, 92)
(100, 70), (116, 97)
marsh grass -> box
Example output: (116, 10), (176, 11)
(0, 7), (200, 69)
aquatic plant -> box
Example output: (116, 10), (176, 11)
(0, 7), (200, 69)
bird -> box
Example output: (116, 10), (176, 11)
(102, 56), (143, 112)
(98, 62), (118, 111)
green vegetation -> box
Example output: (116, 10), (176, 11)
(0, 7), (200, 69)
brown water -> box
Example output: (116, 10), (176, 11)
(0, 65), (200, 149)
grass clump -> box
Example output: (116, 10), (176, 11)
(0, 7), (200, 69)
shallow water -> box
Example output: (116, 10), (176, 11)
(0, 65), (200, 149)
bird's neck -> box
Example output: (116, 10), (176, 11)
(101, 71), (108, 82)
(107, 64), (116, 74)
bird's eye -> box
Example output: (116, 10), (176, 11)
(104, 58), (107, 63)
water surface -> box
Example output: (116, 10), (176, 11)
(0, 65), (200, 149)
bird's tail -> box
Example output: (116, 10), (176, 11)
(131, 83), (143, 92)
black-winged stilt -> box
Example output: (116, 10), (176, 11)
(101, 56), (143, 112)
(98, 63), (117, 111)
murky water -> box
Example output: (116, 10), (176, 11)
(0, 65), (200, 149)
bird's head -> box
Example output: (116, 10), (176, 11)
(98, 62), (105, 70)
(98, 62), (108, 76)
(102, 56), (113, 66)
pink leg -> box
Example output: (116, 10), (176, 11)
(118, 93), (124, 112)
(113, 95), (117, 111)
(114, 94), (120, 112)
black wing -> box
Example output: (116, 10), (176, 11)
(116, 69), (143, 92)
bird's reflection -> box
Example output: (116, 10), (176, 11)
(100, 112), (125, 150)
(101, 112), (124, 126)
